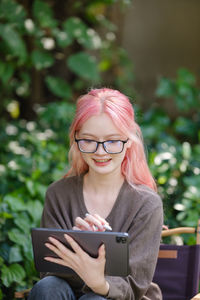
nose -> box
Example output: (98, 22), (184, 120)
(95, 143), (107, 154)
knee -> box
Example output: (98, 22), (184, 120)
(28, 276), (72, 299)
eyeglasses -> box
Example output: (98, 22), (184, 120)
(74, 136), (129, 154)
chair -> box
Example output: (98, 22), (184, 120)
(153, 219), (200, 300)
(14, 221), (200, 299)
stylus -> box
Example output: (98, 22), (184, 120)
(103, 224), (112, 231)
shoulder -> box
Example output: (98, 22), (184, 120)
(46, 175), (82, 197)
(124, 182), (163, 216)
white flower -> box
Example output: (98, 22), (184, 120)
(41, 38), (55, 50)
(24, 19), (35, 32)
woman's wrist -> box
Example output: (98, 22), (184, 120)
(92, 280), (109, 296)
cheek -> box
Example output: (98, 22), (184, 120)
(114, 152), (126, 164)
(80, 153), (91, 163)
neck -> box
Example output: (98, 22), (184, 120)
(84, 170), (124, 194)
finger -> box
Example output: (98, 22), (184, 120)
(93, 214), (112, 231)
(72, 226), (81, 231)
(45, 242), (65, 260)
(64, 234), (88, 257)
(73, 224), (91, 231)
(75, 217), (93, 231)
(44, 256), (70, 267)
(46, 237), (72, 259)
(85, 214), (104, 231)
(98, 244), (106, 261)
(93, 214), (109, 225)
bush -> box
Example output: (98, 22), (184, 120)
(141, 68), (200, 244)
(0, 102), (75, 299)
(0, 0), (134, 119)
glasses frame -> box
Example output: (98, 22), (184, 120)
(74, 133), (129, 154)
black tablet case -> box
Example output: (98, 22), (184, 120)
(31, 228), (129, 277)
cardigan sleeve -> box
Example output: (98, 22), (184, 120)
(40, 188), (62, 228)
(105, 204), (163, 300)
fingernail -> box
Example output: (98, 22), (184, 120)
(64, 234), (70, 240)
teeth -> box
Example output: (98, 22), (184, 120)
(94, 159), (110, 162)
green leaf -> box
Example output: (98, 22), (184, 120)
(9, 245), (23, 263)
(4, 194), (26, 212)
(33, 0), (57, 28)
(177, 68), (196, 85)
(1, 263), (25, 287)
(155, 78), (175, 98)
(8, 229), (29, 248)
(63, 17), (87, 39)
(0, 61), (14, 85)
(0, 24), (27, 63)
(0, 257), (4, 266)
(14, 213), (31, 233)
(174, 117), (197, 138)
(53, 28), (73, 48)
(67, 52), (100, 81)
(0, 211), (13, 219)
(26, 200), (43, 224)
(0, 0), (26, 24)
(31, 50), (54, 70)
(25, 179), (36, 197)
(45, 76), (72, 99)
(63, 17), (101, 49)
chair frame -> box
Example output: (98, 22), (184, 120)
(157, 219), (200, 300)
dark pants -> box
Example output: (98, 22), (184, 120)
(28, 276), (107, 300)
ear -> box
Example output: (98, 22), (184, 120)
(126, 139), (132, 149)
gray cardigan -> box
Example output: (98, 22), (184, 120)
(41, 175), (163, 300)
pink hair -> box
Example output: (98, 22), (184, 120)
(65, 88), (157, 192)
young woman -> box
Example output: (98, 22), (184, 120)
(28, 88), (163, 300)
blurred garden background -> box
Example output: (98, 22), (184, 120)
(0, 0), (200, 298)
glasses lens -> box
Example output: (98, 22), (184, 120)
(104, 141), (123, 153)
(78, 140), (97, 152)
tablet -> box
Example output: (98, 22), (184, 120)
(31, 228), (129, 277)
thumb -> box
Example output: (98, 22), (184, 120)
(98, 244), (106, 259)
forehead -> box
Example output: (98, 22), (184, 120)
(79, 113), (122, 136)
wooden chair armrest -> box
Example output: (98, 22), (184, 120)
(191, 293), (200, 300)
(161, 227), (195, 237)
(14, 288), (31, 299)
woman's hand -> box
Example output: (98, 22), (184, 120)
(44, 234), (109, 295)
(73, 213), (112, 232)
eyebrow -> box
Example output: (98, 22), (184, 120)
(80, 133), (123, 139)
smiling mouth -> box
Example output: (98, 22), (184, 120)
(93, 159), (111, 163)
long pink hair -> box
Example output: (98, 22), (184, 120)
(66, 88), (157, 192)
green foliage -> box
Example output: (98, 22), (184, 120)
(143, 69), (200, 244)
(67, 52), (100, 82)
(0, 0), (134, 119)
(0, 102), (75, 298)
(156, 68), (200, 112)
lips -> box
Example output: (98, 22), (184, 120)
(93, 158), (112, 166)
(93, 159), (111, 163)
